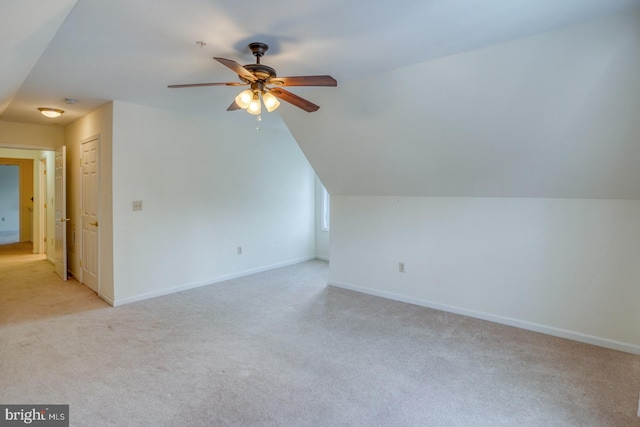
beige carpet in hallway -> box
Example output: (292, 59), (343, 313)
(0, 242), (109, 324)
(1, 243), (639, 426)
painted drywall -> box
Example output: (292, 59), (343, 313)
(110, 102), (316, 304)
(282, 11), (640, 200)
(65, 103), (114, 302)
(0, 121), (64, 149)
(329, 196), (640, 353)
(0, 165), (19, 232)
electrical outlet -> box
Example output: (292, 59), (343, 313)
(399, 262), (405, 273)
(237, 246), (242, 255)
(132, 200), (143, 211)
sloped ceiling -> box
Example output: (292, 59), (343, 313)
(282, 12), (640, 198)
(1, 0), (640, 199)
(0, 0), (77, 116)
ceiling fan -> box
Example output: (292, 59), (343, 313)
(168, 42), (337, 114)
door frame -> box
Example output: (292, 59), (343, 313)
(54, 146), (67, 280)
(0, 157), (34, 245)
(39, 156), (48, 254)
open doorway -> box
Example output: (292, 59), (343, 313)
(0, 164), (19, 244)
(0, 150), (54, 257)
(0, 157), (35, 247)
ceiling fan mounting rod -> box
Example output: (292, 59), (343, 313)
(248, 42), (269, 64)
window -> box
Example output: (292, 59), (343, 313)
(321, 186), (330, 231)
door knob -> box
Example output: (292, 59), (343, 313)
(89, 221), (99, 227)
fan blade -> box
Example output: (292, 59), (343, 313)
(168, 82), (246, 88)
(227, 100), (242, 111)
(269, 88), (320, 112)
(214, 57), (257, 82)
(269, 75), (337, 87)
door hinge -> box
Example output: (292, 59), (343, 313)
(79, 259), (82, 268)
(44, 237), (47, 243)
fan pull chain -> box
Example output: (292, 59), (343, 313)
(256, 114), (261, 132)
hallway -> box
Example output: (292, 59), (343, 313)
(0, 242), (109, 324)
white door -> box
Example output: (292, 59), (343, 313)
(54, 146), (68, 280)
(81, 138), (99, 293)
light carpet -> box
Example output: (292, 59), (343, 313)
(1, 243), (639, 426)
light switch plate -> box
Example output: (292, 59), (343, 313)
(132, 200), (143, 211)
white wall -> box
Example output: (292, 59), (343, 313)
(329, 196), (640, 354)
(65, 103), (114, 301)
(110, 102), (316, 304)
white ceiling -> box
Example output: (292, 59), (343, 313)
(0, 0), (77, 119)
(2, 0), (639, 126)
(2, 0), (640, 199)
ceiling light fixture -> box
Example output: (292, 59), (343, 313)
(235, 85), (280, 115)
(262, 92), (280, 113)
(38, 108), (64, 118)
(246, 93), (262, 115)
(234, 89), (253, 109)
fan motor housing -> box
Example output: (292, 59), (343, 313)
(242, 64), (277, 81)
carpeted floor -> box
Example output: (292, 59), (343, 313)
(1, 242), (639, 426)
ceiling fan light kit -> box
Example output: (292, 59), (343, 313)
(247, 93), (262, 115)
(235, 89), (253, 109)
(262, 92), (280, 112)
(169, 42), (337, 114)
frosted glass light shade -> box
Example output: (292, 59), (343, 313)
(247, 95), (261, 115)
(38, 108), (64, 118)
(262, 92), (280, 112)
(234, 90), (253, 109)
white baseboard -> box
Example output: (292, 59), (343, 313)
(329, 280), (640, 356)
(112, 256), (316, 307)
(99, 292), (115, 306)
